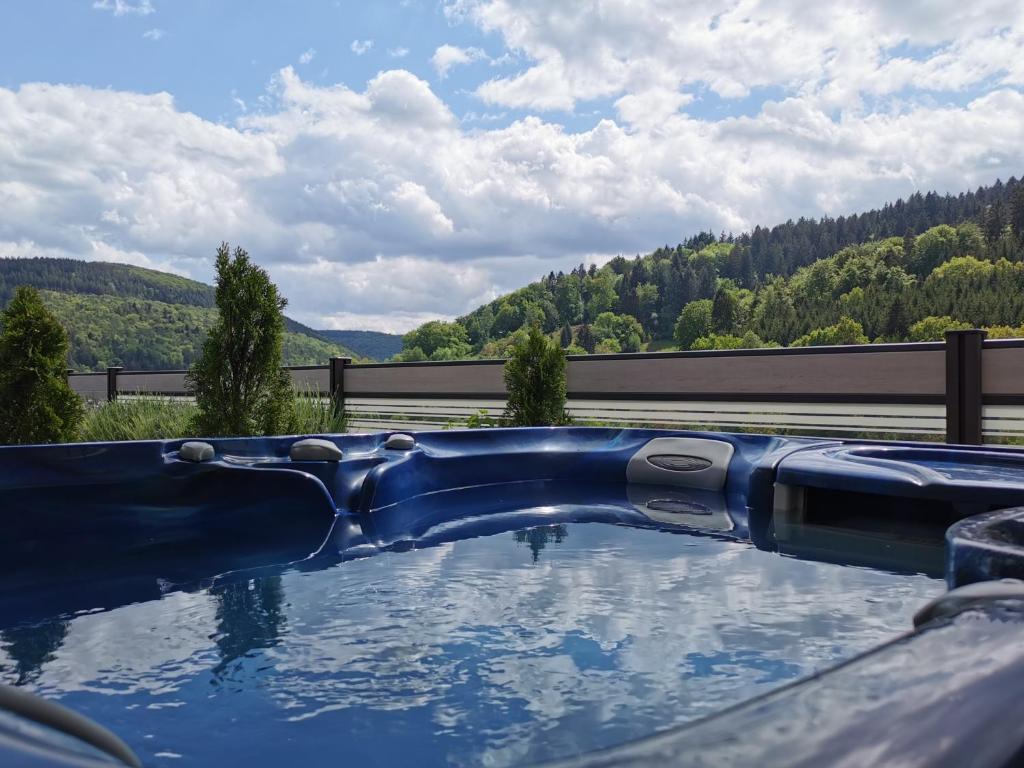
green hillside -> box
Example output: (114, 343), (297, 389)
(396, 177), (1024, 360)
(0, 258), (354, 370)
(315, 329), (403, 360)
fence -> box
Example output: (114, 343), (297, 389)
(68, 330), (1024, 445)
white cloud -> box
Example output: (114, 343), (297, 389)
(431, 44), (488, 79)
(387, 47), (410, 59)
(142, 28), (164, 41)
(92, 0), (154, 16)
(448, 0), (1024, 113)
(350, 39), (374, 56)
(298, 48), (316, 65)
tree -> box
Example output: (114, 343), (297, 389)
(909, 225), (959, 276)
(187, 244), (294, 436)
(559, 322), (573, 348)
(907, 316), (972, 342)
(985, 202), (1005, 247)
(554, 275), (584, 325)
(399, 319), (471, 361)
(503, 325), (570, 426)
(0, 286), (83, 444)
(791, 317), (869, 347)
(711, 287), (738, 333)
(577, 323), (596, 354)
(690, 331), (768, 350)
(751, 278), (798, 345)
(1011, 187), (1024, 243)
(593, 312), (643, 353)
(674, 299), (713, 349)
(583, 271), (618, 321)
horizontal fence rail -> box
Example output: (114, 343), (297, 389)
(67, 330), (1024, 444)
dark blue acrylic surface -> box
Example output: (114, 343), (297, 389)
(3, 427), (1024, 767)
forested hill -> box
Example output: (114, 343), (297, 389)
(397, 177), (1024, 360)
(0, 258), (355, 370)
(315, 330), (404, 361)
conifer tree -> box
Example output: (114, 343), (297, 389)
(187, 244), (294, 436)
(559, 322), (573, 348)
(0, 287), (83, 444)
(504, 325), (570, 427)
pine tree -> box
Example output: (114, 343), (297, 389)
(559, 322), (572, 348)
(187, 243), (294, 436)
(0, 286), (84, 444)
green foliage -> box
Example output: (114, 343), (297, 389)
(907, 316), (972, 342)
(79, 397), (197, 442)
(559, 322), (573, 348)
(187, 244), (294, 437)
(691, 331), (769, 350)
(910, 225), (961, 276)
(465, 409), (500, 429)
(0, 257), (216, 308)
(0, 287), (84, 444)
(397, 179), (1024, 356)
(503, 325), (570, 427)
(576, 323), (596, 353)
(674, 299), (713, 349)
(593, 312), (643, 353)
(398, 320), (471, 361)
(752, 278), (799, 345)
(0, 257), (354, 368)
(791, 317), (869, 347)
(711, 286), (738, 333)
(584, 271), (618, 321)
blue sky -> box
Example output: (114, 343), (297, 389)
(0, 0), (1021, 330)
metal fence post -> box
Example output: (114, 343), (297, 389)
(106, 366), (123, 402)
(329, 357), (351, 414)
(945, 329), (986, 444)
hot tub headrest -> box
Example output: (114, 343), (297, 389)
(626, 437), (734, 491)
(290, 438), (343, 462)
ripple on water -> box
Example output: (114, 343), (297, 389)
(0, 521), (942, 767)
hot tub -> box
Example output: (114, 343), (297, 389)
(2, 428), (1024, 767)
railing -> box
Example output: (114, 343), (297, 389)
(68, 330), (1024, 444)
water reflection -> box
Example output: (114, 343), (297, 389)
(210, 577), (286, 680)
(0, 521), (942, 768)
(0, 619), (70, 685)
(513, 525), (568, 563)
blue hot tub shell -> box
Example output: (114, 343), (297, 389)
(2, 427), (1024, 767)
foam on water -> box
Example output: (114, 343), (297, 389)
(0, 521), (941, 767)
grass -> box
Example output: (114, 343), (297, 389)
(78, 391), (347, 442)
(79, 396), (198, 442)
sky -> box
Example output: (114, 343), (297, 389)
(1, 1), (1022, 332)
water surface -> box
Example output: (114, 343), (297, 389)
(0, 522), (941, 767)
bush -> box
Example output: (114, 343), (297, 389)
(504, 325), (571, 426)
(907, 315), (972, 341)
(0, 287), (84, 444)
(791, 317), (869, 347)
(690, 331), (769, 350)
(187, 244), (294, 436)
